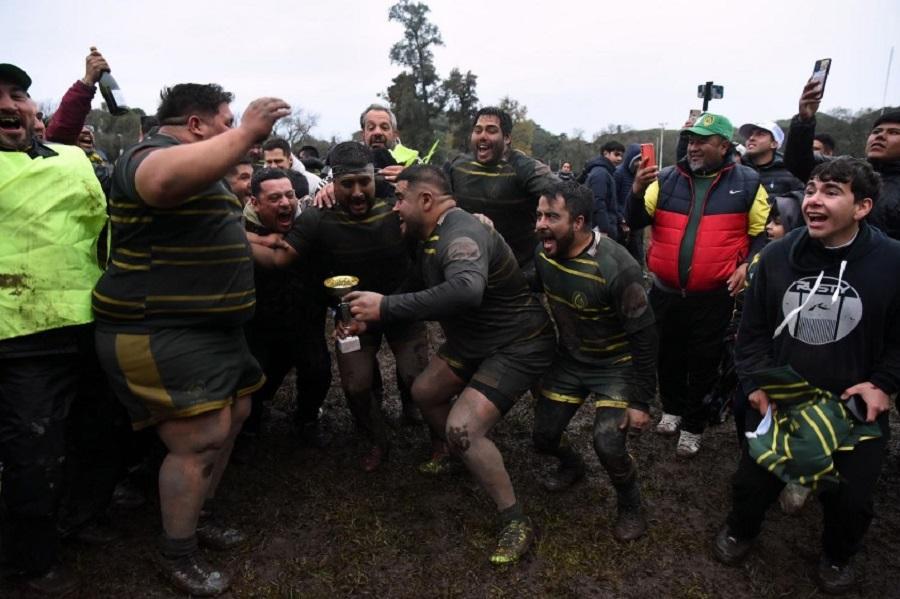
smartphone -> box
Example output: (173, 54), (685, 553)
(640, 143), (656, 169)
(811, 58), (831, 100)
(844, 394), (867, 423)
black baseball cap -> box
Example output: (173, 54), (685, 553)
(0, 64), (32, 92)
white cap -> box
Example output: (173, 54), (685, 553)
(739, 121), (785, 149)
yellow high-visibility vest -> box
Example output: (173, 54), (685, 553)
(0, 143), (107, 341)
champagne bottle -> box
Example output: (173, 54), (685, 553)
(98, 71), (129, 116)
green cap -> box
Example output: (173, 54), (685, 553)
(683, 112), (733, 140)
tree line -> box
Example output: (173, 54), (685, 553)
(69, 0), (895, 173)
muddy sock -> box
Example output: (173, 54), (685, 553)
(498, 502), (524, 524)
(615, 480), (641, 511)
(160, 534), (198, 559)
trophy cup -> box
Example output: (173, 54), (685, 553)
(324, 275), (361, 353)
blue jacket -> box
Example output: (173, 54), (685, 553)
(583, 155), (619, 238)
(614, 144), (641, 227)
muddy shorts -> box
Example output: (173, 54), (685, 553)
(540, 356), (633, 409)
(95, 327), (265, 430)
(438, 327), (555, 414)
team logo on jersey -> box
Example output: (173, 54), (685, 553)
(781, 276), (862, 345)
(572, 291), (588, 310)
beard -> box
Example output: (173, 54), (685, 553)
(0, 122), (35, 152)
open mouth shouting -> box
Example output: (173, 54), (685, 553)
(0, 114), (23, 133)
(804, 210), (828, 231)
(475, 140), (495, 163)
(275, 208), (294, 230)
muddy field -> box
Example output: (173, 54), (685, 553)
(15, 325), (900, 598)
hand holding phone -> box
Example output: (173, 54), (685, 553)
(640, 143), (656, 169)
(810, 58), (831, 100)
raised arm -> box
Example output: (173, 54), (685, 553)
(135, 97), (290, 208)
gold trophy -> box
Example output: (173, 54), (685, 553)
(324, 275), (361, 353)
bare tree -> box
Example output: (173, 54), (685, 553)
(275, 106), (319, 150)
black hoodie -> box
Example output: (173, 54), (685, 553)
(735, 222), (900, 399)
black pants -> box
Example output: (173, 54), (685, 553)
(59, 336), (131, 536)
(726, 418), (889, 564)
(244, 319), (332, 435)
(0, 353), (78, 574)
(533, 399), (636, 490)
(650, 287), (734, 434)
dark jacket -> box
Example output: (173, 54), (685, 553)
(615, 144), (642, 225)
(783, 114), (900, 240)
(583, 155), (619, 238)
(735, 221), (900, 400)
(743, 151), (804, 196)
(870, 159), (900, 240)
(771, 190), (805, 233)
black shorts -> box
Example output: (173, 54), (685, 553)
(439, 326), (555, 414)
(540, 356), (633, 410)
(95, 327), (264, 430)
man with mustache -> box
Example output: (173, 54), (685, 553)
(532, 180), (658, 542)
(629, 112), (769, 458)
(0, 63), (107, 594)
(345, 164), (555, 565)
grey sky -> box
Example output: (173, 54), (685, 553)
(7, 0), (900, 144)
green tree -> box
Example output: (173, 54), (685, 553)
(388, 0), (444, 119)
(438, 68), (479, 152)
(385, 72), (432, 153)
(85, 107), (144, 161)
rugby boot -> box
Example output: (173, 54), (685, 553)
(418, 442), (453, 475)
(156, 552), (231, 597)
(816, 556), (856, 595)
(612, 480), (646, 541)
(712, 525), (754, 566)
(24, 564), (79, 596)
(541, 456), (586, 492)
(489, 517), (535, 565)
(197, 504), (246, 551)
(72, 521), (121, 546)
(197, 521), (246, 551)
(613, 504), (647, 542)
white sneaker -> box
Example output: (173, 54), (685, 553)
(655, 413), (682, 435)
(676, 431), (702, 457)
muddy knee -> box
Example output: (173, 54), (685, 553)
(593, 417), (633, 484)
(445, 423), (472, 455)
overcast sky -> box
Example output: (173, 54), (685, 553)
(7, 0), (900, 142)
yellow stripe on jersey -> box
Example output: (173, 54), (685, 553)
(539, 253), (606, 284)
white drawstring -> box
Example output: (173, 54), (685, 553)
(831, 260), (847, 303)
(773, 271), (824, 338)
